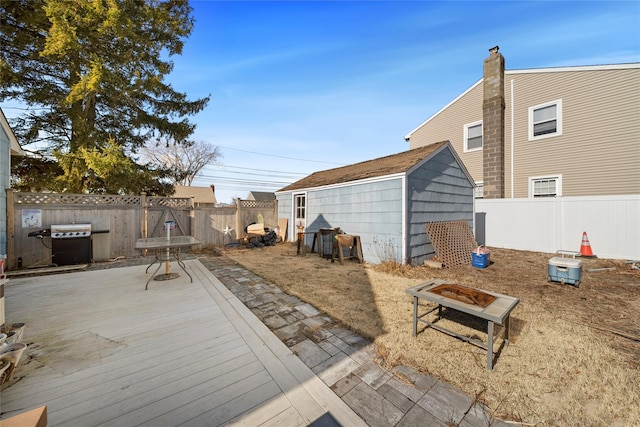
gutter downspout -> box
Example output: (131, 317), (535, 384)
(511, 79), (515, 198)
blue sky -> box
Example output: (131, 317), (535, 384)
(4, 1), (640, 203)
(174, 0), (639, 203)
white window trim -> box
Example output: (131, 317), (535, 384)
(528, 174), (562, 198)
(528, 99), (563, 141)
(292, 192), (307, 234)
(463, 120), (483, 153)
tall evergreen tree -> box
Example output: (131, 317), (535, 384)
(0, 0), (209, 194)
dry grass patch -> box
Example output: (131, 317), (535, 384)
(223, 243), (640, 426)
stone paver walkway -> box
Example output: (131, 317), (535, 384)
(197, 255), (510, 427)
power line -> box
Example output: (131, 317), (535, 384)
(215, 164), (307, 177)
(217, 145), (346, 166)
(206, 167), (303, 180)
(196, 175), (292, 187)
(196, 181), (282, 192)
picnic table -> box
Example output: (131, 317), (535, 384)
(406, 280), (519, 370)
(134, 235), (201, 290)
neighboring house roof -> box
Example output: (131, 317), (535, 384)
(278, 140), (453, 192)
(174, 185), (217, 204)
(0, 108), (26, 156)
(404, 62), (640, 140)
(247, 191), (276, 201)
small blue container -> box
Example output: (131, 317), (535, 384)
(472, 246), (490, 268)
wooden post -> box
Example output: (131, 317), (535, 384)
(235, 198), (242, 240)
(273, 199), (278, 229)
(140, 192), (147, 239)
(297, 232), (303, 255)
(140, 192), (147, 256)
(189, 196), (195, 237)
(188, 195), (197, 251)
(5, 189), (15, 270)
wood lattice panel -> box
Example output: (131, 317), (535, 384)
(147, 197), (191, 208)
(425, 220), (478, 268)
(14, 192), (141, 206)
(239, 200), (274, 209)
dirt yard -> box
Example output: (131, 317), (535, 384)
(220, 243), (640, 426)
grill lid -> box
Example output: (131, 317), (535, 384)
(51, 223), (91, 238)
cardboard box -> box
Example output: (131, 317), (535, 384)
(3, 406), (47, 427)
(548, 257), (582, 286)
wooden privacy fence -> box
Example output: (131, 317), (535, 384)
(6, 191), (278, 269)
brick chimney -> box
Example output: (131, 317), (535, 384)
(482, 46), (505, 198)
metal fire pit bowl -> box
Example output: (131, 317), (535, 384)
(429, 283), (497, 308)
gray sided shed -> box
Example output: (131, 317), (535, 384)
(276, 141), (475, 265)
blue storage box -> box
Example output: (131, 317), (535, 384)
(548, 257), (582, 286)
(472, 246), (490, 268)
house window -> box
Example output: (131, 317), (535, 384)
(529, 175), (562, 198)
(529, 99), (562, 140)
(464, 121), (483, 152)
(474, 182), (484, 199)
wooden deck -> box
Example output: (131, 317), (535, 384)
(1, 260), (365, 426)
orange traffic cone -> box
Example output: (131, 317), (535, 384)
(579, 231), (594, 257)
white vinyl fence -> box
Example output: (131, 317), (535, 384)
(475, 195), (640, 260)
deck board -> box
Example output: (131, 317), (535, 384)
(2, 330), (245, 406)
(1, 260), (364, 426)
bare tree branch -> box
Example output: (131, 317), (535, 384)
(141, 139), (222, 186)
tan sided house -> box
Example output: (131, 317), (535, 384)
(404, 48), (640, 199)
(173, 184), (217, 207)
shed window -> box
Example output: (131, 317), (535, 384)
(464, 121), (483, 152)
(529, 175), (562, 198)
(529, 99), (562, 140)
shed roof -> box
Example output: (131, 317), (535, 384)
(174, 185), (217, 204)
(278, 141), (449, 192)
(247, 191), (276, 201)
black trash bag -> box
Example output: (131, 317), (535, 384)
(247, 230), (278, 248)
(247, 237), (265, 248)
(262, 230), (278, 246)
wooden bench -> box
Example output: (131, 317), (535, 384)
(331, 234), (363, 265)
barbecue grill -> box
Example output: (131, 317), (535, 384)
(50, 224), (92, 265)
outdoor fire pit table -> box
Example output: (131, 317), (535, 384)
(406, 280), (519, 370)
(134, 235), (201, 290)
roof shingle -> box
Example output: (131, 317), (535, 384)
(278, 141), (449, 192)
